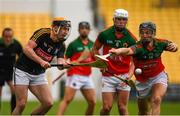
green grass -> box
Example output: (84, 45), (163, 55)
(1, 100), (180, 115)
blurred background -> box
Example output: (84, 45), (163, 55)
(0, 0), (180, 115)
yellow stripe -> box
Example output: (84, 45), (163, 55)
(34, 30), (50, 40)
(32, 28), (50, 41)
(32, 29), (49, 41)
(33, 29), (50, 39)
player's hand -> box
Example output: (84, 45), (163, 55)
(121, 74), (130, 80)
(57, 59), (71, 70)
(64, 60), (73, 68)
(100, 68), (107, 73)
(70, 60), (79, 64)
(166, 42), (178, 52)
(118, 75), (131, 87)
(40, 61), (51, 69)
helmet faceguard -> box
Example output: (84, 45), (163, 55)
(139, 22), (156, 46)
(52, 17), (71, 41)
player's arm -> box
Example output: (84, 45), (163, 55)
(56, 44), (71, 70)
(15, 40), (23, 61)
(165, 41), (178, 52)
(16, 40), (23, 57)
(110, 47), (135, 79)
(92, 39), (103, 55)
(92, 38), (106, 72)
(109, 47), (134, 56)
(23, 40), (50, 69)
(128, 57), (135, 79)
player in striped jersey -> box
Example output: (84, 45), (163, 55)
(93, 9), (137, 115)
(109, 21), (178, 115)
(12, 17), (71, 115)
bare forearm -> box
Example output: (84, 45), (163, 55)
(92, 40), (102, 55)
(119, 48), (130, 55)
(92, 47), (100, 55)
(23, 47), (44, 65)
(128, 58), (135, 79)
(111, 48), (133, 55)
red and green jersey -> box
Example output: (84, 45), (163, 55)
(96, 26), (137, 76)
(131, 38), (170, 82)
(65, 37), (94, 76)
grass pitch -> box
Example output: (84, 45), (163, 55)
(1, 100), (180, 115)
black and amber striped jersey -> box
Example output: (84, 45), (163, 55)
(16, 28), (65, 75)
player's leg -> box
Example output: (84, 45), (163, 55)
(116, 73), (131, 115)
(57, 75), (79, 115)
(6, 80), (16, 112)
(12, 68), (29, 115)
(0, 86), (3, 110)
(81, 89), (96, 115)
(135, 78), (154, 115)
(11, 85), (28, 115)
(57, 87), (76, 115)
(117, 90), (130, 115)
(80, 76), (96, 115)
(0, 75), (5, 110)
(151, 83), (167, 115)
(138, 97), (151, 115)
(29, 84), (53, 115)
(150, 71), (168, 115)
(5, 72), (16, 112)
(100, 76), (116, 115)
(100, 92), (114, 115)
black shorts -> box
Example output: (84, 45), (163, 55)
(0, 72), (13, 86)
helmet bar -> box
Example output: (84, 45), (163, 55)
(52, 17), (71, 41)
(52, 20), (71, 27)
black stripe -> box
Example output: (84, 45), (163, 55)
(13, 68), (16, 85)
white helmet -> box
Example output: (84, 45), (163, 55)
(114, 9), (128, 18)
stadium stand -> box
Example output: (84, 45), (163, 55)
(0, 13), (51, 46)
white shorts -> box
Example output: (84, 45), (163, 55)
(102, 73), (131, 92)
(65, 74), (94, 90)
(136, 71), (168, 99)
(13, 68), (48, 85)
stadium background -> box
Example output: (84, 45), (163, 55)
(0, 0), (180, 114)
